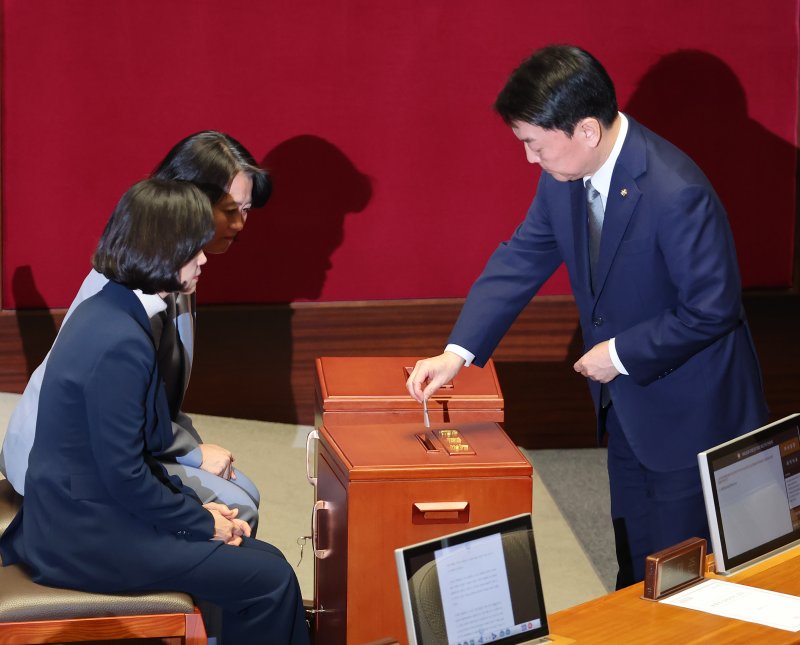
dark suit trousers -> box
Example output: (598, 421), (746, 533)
(136, 537), (309, 644)
(605, 404), (711, 589)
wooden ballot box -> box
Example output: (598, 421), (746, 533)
(314, 356), (504, 428)
(309, 421), (532, 645)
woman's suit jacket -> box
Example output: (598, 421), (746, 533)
(1, 270), (200, 495)
(0, 281), (219, 592)
(449, 116), (768, 472)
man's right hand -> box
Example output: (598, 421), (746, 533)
(406, 352), (466, 403)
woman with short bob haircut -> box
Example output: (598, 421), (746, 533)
(0, 178), (309, 644)
(2, 131), (266, 533)
(92, 178), (215, 293)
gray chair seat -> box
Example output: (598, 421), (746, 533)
(0, 563), (195, 622)
(0, 478), (205, 643)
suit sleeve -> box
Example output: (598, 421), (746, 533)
(0, 269), (108, 493)
(83, 339), (214, 540)
(158, 416), (202, 466)
(449, 178), (564, 366)
(614, 183), (744, 385)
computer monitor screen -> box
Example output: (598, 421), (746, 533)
(395, 514), (549, 645)
(698, 414), (800, 573)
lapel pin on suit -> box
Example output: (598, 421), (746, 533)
(620, 188), (629, 197)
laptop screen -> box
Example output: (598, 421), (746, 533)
(698, 413), (800, 573)
(395, 514), (548, 645)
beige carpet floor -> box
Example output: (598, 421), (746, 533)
(0, 391), (607, 615)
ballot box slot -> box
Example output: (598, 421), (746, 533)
(416, 429), (477, 455)
(415, 432), (439, 452)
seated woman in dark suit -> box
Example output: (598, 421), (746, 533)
(0, 178), (309, 644)
(2, 131), (268, 532)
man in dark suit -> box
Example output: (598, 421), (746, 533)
(407, 45), (768, 588)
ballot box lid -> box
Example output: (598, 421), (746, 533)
(315, 356), (504, 412)
(318, 422), (531, 480)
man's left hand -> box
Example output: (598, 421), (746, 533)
(573, 341), (620, 383)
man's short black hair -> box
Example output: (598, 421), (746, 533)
(495, 45), (618, 134)
(93, 178), (214, 294)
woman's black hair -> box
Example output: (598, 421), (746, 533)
(152, 131), (271, 208)
(92, 178), (214, 294)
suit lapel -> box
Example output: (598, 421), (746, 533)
(593, 175), (640, 296)
(592, 117), (647, 299)
(176, 292), (195, 393)
(98, 281), (173, 453)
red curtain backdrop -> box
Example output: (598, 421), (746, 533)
(2, 0), (798, 308)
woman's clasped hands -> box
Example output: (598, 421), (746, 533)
(204, 502), (251, 546)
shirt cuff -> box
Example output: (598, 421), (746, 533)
(445, 344), (475, 367)
(608, 337), (629, 375)
(175, 446), (203, 468)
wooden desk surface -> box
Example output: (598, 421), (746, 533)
(548, 547), (800, 644)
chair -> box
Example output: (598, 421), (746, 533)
(0, 478), (206, 644)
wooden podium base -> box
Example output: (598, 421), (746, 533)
(312, 421), (532, 644)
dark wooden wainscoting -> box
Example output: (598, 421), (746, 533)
(0, 294), (797, 449)
(183, 296), (597, 449)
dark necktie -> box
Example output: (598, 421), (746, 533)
(586, 179), (612, 408)
(156, 293), (185, 419)
(586, 178), (604, 293)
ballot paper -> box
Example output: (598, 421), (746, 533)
(660, 578), (800, 632)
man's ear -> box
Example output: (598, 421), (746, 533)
(576, 118), (602, 148)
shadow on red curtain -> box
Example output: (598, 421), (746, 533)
(625, 50), (797, 288)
